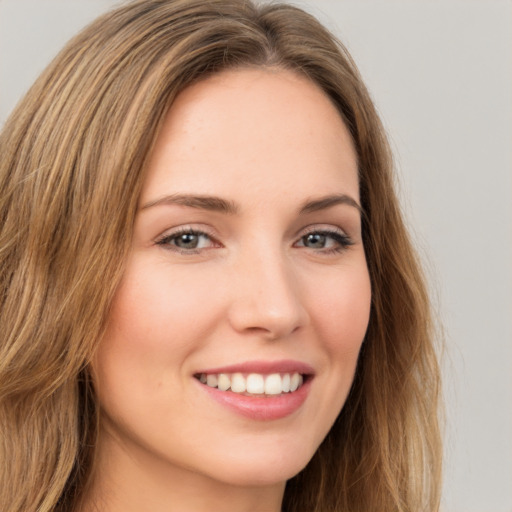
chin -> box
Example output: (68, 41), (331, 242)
(196, 438), (317, 488)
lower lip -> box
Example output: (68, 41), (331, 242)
(197, 378), (312, 421)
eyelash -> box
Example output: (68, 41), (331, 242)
(296, 227), (354, 254)
(156, 226), (353, 255)
(156, 227), (219, 254)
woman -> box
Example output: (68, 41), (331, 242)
(0, 1), (442, 511)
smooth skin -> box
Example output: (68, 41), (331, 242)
(86, 68), (372, 512)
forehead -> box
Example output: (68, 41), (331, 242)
(141, 68), (359, 206)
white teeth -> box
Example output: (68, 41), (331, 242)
(246, 373), (265, 394)
(206, 374), (218, 387)
(282, 373), (291, 393)
(217, 373), (231, 391)
(198, 371), (305, 395)
(264, 373), (282, 395)
(231, 373), (246, 393)
(290, 373), (302, 392)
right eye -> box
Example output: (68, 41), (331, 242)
(156, 228), (218, 253)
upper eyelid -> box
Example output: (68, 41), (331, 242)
(157, 223), (347, 236)
(295, 228), (352, 244)
(297, 224), (349, 237)
(156, 225), (218, 241)
(156, 223), (350, 239)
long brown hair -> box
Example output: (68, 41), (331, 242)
(0, 1), (442, 510)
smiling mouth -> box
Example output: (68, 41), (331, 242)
(194, 372), (307, 397)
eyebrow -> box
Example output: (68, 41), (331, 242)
(299, 194), (362, 215)
(141, 194), (239, 214)
(141, 192), (361, 215)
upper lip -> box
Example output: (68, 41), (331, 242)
(195, 359), (315, 376)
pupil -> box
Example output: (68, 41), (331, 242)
(306, 233), (326, 248)
(177, 233), (198, 248)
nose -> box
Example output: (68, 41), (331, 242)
(226, 248), (309, 340)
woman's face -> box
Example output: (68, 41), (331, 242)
(93, 69), (371, 492)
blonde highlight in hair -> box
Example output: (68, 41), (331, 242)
(0, 1), (442, 511)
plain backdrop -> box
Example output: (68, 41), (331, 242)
(1, 1), (511, 511)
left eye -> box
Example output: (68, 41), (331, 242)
(157, 230), (214, 251)
(295, 230), (352, 251)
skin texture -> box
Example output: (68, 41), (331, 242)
(88, 68), (372, 512)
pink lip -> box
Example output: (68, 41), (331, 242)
(195, 359), (315, 376)
(194, 359), (314, 421)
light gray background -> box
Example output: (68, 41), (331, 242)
(1, 1), (510, 511)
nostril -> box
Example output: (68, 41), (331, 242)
(227, 298), (308, 340)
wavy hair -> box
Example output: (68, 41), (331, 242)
(0, 1), (442, 510)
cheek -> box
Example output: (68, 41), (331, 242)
(103, 258), (222, 357)
(309, 261), (372, 357)
(293, 261), (370, 453)
(92, 256), (233, 419)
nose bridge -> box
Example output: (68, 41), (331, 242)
(227, 239), (308, 339)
